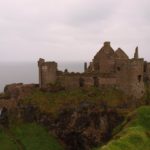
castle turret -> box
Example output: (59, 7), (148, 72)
(38, 58), (57, 88)
(134, 47), (139, 59)
(38, 58), (45, 88)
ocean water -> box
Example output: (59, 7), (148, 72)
(0, 62), (84, 92)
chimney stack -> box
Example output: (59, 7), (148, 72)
(104, 41), (110, 47)
(84, 62), (87, 72)
(134, 47), (139, 59)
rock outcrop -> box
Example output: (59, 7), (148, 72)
(53, 104), (124, 150)
(4, 83), (38, 99)
(19, 102), (124, 150)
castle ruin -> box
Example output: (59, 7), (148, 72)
(38, 41), (150, 98)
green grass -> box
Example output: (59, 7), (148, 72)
(11, 123), (64, 150)
(93, 106), (150, 150)
(0, 129), (18, 150)
(0, 123), (64, 150)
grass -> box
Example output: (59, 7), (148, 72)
(11, 123), (64, 150)
(0, 129), (18, 150)
(20, 87), (126, 114)
(0, 123), (64, 150)
(93, 106), (150, 150)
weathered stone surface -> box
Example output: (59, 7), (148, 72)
(115, 48), (129, 59)
(92, 41), (115, 74)
(4, 83), (38, 99)
(38, 58), (57, 88)
(52, 103), (123, 150)
(0, 107), (9, 127)
(17, 102), (124, 150)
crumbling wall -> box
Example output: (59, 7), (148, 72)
(37, 42), (147, 99)
(58, 75), (94, 89)
(58, 75), (80, 89)
(58, 74), (117, 89)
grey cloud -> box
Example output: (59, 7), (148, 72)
(65, 0), (120, 26)
(0, 0), (150, 62)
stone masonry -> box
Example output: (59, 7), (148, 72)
(38, 41), (150, 99)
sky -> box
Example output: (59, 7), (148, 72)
(0, 0), (150, 62)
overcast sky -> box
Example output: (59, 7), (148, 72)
(0, 0), (150, 62)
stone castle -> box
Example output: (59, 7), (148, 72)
(38, 41), (150, 99)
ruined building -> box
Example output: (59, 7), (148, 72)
(38, 41), (150, 99)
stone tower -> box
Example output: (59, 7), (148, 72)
(38, 58), (57, 88)
(129, 58), (145, 98)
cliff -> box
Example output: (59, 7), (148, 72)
(0, 83), (149, 150)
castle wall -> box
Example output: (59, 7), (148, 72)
(93, 42), (115, 73)
(57, 75), (80, 89)
(129, 59), (145, 98)
(99, 77), (116, 87)
(58, 74), (117, 89)
(82, 77), (94, 87)
(115, 58), (145, 98)
(144, 62), (150, 83)
(96, 55), (115, 74)
(115, 59), (131, 95)
(58, 75), (95, 89)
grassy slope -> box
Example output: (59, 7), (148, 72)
(0, 130), (18, 150)
(94, 106), (150, 150)
(0, 123), (64, 150)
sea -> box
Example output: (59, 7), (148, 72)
(0, 62), (84, 92)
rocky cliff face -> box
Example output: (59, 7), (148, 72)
(0, 83), (148, 150)
(54, 104), (124, 150)
(19, 103), (124, 150)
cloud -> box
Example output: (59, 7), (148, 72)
(0, 0), (150, 62)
